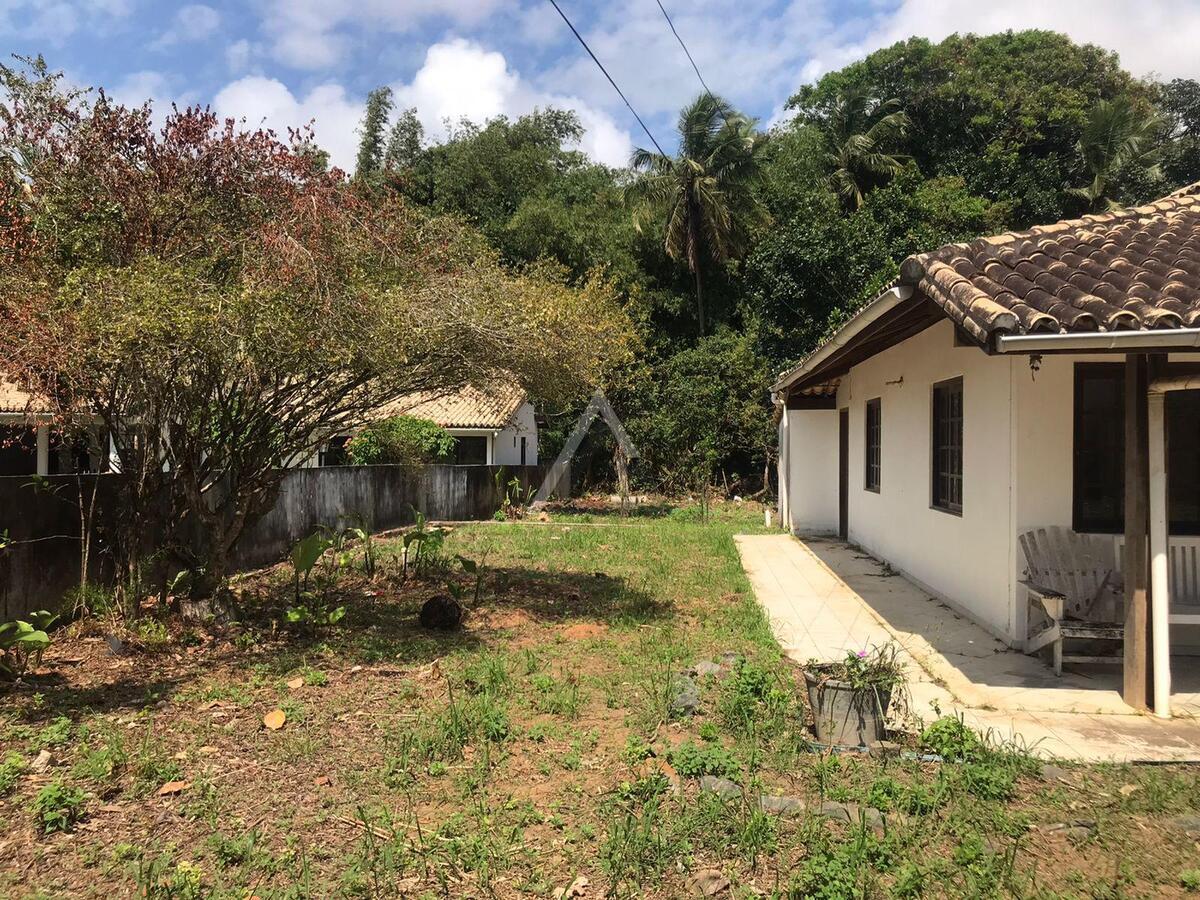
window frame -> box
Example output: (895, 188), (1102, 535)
(930, 376), (964, 516)
(864, 397), (881, 493)
(1072, 362), (1200, 535)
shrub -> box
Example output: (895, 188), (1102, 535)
(0, 752), (27, 795)
(667, 740), (740, 780)
(33, 780), (86, 833)
(920, 715), (983, 761)
(347, 416), (455, 466)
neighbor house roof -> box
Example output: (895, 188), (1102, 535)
(774, 183), (1200, 396)
(379, 383), (527, 430)
(0, 378), (49, 417)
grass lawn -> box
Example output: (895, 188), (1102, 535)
(2, 501), (1200, 898)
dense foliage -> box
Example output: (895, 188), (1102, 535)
(346, 416), (456, 467)
(351, 29), (1200, 496)
(0, 59), (631, 598)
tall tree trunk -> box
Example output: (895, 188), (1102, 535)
(693, 263), (705, 336)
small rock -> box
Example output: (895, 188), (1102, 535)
(30, 749), (53, 773)
(700, 776), (741, 800)
(759, 794), (805, 816)
(103, 633), (125, 657)
(819, 801), (885, 829)
(1118, 783), (1139, 797)
(867, 740), (900, 757)
(1041, 819), (1096, 841)
(553, 875), (589, 899)
(687, 868), (731, 897)
(719, 651), (741, 667)
(1039, 763), (1073, 784)
(692, 660), (722, 678)
(671, 675), (701, 717)
(419, 595), (463, 630)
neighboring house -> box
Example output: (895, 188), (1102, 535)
(773, 184), (1200, 715)
(320, 383), (539, 467)
(0, 379), (106, 476)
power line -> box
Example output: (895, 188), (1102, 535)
(653, 0), (734, 128)
(546, 0), (667, 157)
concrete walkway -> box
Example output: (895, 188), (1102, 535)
(736, 533), (1200, 762)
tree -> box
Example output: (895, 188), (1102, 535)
(818, 87), (911, 209)
(355, 86), (393, 180)
(0, 62), (633, 602)
(789, 31), (1142, 226)
(624, 94), (769, 335)
(1157, 78), (1200, 186)
(384, 107), (424, 172)
(1071, 95), (1162, 211)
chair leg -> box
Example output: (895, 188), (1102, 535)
(1053, 638), (1063, 677)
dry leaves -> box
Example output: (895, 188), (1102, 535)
(263, 709), (287, 730)
(157, 780), (190, 796)
(554, 875), (589, 899)
(287, 677), (304, 690)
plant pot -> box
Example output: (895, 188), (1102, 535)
(804, 667), (891, 748)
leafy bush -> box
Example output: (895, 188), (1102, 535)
(33, 780), (86, 833)
(806, 644), (905, 693)
(920, 715), (983, 761)
(346, 415), (455, 466)
(0, 751), (27, 795)
(667, 740), (740, 780)
(0, 610), (57, 679)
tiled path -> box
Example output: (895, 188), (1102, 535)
(735, 533), (1200, 762)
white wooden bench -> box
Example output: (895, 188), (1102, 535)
(1019, 527), (1125, 676)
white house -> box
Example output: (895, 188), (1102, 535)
(0, 379), (108, 476)
(773, 184), (1200, 717)
(320, 383), (539, 467)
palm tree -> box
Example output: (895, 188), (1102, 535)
(822, 88), (911, 209)
(1071, 95), (1161, 212)
(624, 94), (768, 334)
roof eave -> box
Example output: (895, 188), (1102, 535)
(770, 285), (915, 398)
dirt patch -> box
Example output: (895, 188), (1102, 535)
(559, 622), (607, 640)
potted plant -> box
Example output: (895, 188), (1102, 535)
(804, 644), (905, 748)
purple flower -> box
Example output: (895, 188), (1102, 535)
(856, 650), (867, 658)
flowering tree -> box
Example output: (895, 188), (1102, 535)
(0, 59), (630, 602)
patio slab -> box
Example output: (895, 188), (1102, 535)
(736, 533), (1200, 762)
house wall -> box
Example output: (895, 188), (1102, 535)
(492, 402), (539, 467)
(778, 407), (839, 533)
(834, 320), (1019, 641)
(780, 328), (1200, 648)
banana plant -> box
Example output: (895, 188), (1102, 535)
(290, 531), (332, 601)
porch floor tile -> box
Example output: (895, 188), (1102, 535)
(735, 533), (1200, 762)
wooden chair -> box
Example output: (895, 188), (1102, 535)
(1018, 527), (1124, 676)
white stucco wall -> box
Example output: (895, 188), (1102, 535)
(834, 320), (1019, 641)
(779, 407), (839, 533)
(780, 327), (1200, 649)
(492, 402), (539, 467)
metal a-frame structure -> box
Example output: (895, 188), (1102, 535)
(532, 391), (638, 505)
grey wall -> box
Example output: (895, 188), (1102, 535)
(0, 463), (558, 619)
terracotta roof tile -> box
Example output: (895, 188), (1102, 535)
(377, 383), (526, 429)
(0, 378), (47, 416)
(899, 183), (1200, 339)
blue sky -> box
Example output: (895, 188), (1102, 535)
(4, 1), (1198, 171)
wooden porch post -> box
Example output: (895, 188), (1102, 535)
(1123, 353), (1151, 710)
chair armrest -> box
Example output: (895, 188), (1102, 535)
(1020, 579), (1065, 620)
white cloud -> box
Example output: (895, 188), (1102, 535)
(225, 38), (253, 73)
(261, 0), (506, 70)
(211, 76), (363, 174)
(152, 3), (220, 50)
(392, 39), (633, 167)
(109, 70), (171, 108)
